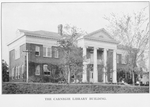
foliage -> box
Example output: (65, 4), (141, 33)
(29, 76), (43, 82)
(58, 24), (85, 83)
(104, 7), (149, 84)
(2, 82), (149, 94)
(2, 60), (9, 82)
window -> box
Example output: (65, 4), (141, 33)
(15, 47), (20, 59)
(117, 54), (119, 64)
(18, 66), (20, 79)
(35, 65), (40, 75)
(47, 47), (52, 57)
(21, 65), (24, 78)
(15, 67), (18, 79)
(43, 64), (51, 75)
(35, 46), (40, 56)
(43, 46), (52, 57)
(12, 68), (14, 80)
(110, 69), (113, 80)
(122, 54), (126, 64)
(54, 48), (59, 58)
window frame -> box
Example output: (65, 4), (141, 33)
(35, 46), (40, 56)
(47, 47), (52, 57)
(43, 64), (51, 76)
(117, 54), (119, 64)
(21, 65), (24, 78)
(43, 46), (52, 58)
(15, 67), (18, 79)
(18, 66), (20, 79)
(54, 48), (59, 58)
(122, 54), (126, 64)
(12, 68), (14, 80)
(35, 65), (40, 75)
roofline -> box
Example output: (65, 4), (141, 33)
(7, 34), (62, 46)
(85, 37), (119, 44)
(26, 34), (61, 40)
(7, 35), (25, 46)
(84, 28), (118, 43)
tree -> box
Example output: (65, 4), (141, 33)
(2, 59), (9, 82)
(104, 7), (149, 84)
(58, 24), (86, 83)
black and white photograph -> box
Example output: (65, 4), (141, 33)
(1, 1), (150, 107)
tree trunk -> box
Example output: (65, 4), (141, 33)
(67, 65), (71, 84)
(125, 72), (127, 83)
(132, 71), (135, 85)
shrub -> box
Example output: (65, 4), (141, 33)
(2, 82), (149, 94)
(28, 76), (43, 82)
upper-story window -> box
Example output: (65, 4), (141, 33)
(122, 54), (126, 64)
(54, 48), (59, 58)
(117, 54), (119, 64)
(12, 68), (14, 80)
(43, 46), (52, 57)
(35, 46), (40, 56)
(15, 46), (20, 59)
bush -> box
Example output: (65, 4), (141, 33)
(2, 82), (149, 94)
(28, 76), (43, 82)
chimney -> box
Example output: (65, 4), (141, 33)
(58, 24), (63, 35)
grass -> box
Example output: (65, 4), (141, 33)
(2, 82), (149, 94)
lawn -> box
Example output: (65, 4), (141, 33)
(2, 82), (149, 94)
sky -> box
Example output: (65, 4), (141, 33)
(1, 2), (149, 65)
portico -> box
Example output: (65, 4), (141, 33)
(77, 28), (118, 83)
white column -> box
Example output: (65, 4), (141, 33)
(93, 47), (98, 83)
(113, 49), (117, 83)
(82, 46), (87, 82)
(26, 51), (29, 83)
(103, 48), (107, 83)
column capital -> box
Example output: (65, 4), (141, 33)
(103, 48), (108, 51)
(83, 45), (88, 48)
(113, 49), (117, 51)
(94, 46), (99, 49)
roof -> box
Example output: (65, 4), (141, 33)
(83, 28), (118, 44)
(117, 45), (138, 51)
(19, 29), (62, 39)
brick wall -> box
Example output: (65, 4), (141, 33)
(26, 43), (64, 80)
(9, 44), (26, 82)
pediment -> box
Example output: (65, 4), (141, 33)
(84, 28), (117, 43)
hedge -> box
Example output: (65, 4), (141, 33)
(2, 82), (149, 94)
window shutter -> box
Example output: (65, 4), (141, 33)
(22, 65), (24, 78)
(117, 54), (119, 64)
(120, 54), (122, 64)
(43, 47), (46, 57)
(48, 47), (52, 57)
(35, 46), (40, 56)
(16, 67), (18, 79)
(18, 66), (20, 79)
(12, 68), (14, 80)
(35, 65), (40, 75)
(54, 48), (59, 58)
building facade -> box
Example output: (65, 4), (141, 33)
(8, 26), (128, 83)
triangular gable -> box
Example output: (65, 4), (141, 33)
(84, 28), (117, 43)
